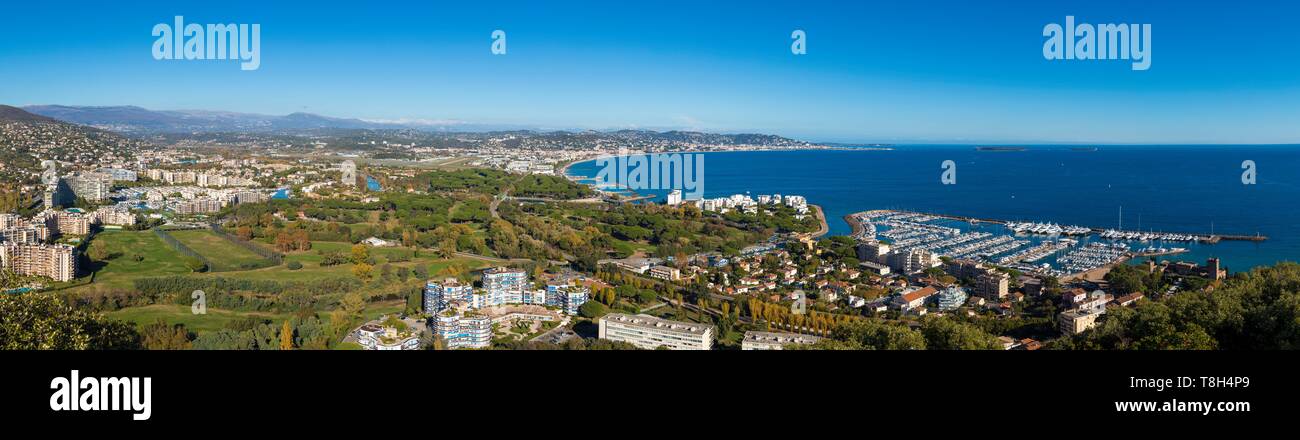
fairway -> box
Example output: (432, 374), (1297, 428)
(83, 230), (192, 289)
(168, 229), (274, 270)
(106, 304), (292, 333)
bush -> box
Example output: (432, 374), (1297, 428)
(579, 301), (608, 319)
(287, 261), (303, 270)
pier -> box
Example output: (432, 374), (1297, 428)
(849, 210), (1267, 244)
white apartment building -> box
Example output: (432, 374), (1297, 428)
(598, 313), (714, 350)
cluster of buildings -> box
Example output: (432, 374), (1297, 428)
(422, 268), (591, 349)
(1058, 289), (1113, 335)
(694, 193), (810, 218)
(143, 169), (255, 188)
(941, 258), (1010, 300)
(857, 240), (941, 275)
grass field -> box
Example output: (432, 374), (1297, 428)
(168, 229), (273, 270)
(82, 230), (193, 289)
(106, 304), (293, 333)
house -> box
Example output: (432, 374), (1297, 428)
(361, 236), (397, 247)
(892, 286), (938, 312)
(1114, 292), (1145, 307)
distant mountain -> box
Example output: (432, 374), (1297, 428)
(0, 105), (62, 124)
(18, 105), (818, 147)
(22, 105), (399, 133)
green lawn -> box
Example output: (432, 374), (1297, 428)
(168, 229), (273, 270)
(82, 230), (193, 289)
(106, 304), (292, 333)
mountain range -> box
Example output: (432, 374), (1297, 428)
(13, 105), (815, 146)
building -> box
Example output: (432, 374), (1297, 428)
(433, 310), (492, 349)
(935, 286), (969, 312)
(482, 267), (528, 307)
(354, 322), (421, 350)
(340, 160), (358, 187)
(65, 172), (112, 202)
(892, 286), (937, 312)
(886, 248), (938, 274)
(648, 265), (681, 281)
(92, 207), (136, 227)
(665, 189), (683, 206)
(859, 260), (891, 276)
(598, 313), (714, 350)
(424, 278), (473, 313)
(545, 283), (590, 315)
(943, 258), (1009, 300)
(0, 242), (76, 282)
(175, 199), (224, 215)
(95, 167), (138, 182)
(856, 240), (891, 264)
(44, 211), (90, 236)
(741, 331), (821, 350)
(1058, 309), (1103, 335)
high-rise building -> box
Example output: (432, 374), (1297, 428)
(482, 267), (528, 307)
(424, 278), (473, 314)
(0, 242), (76, 282)
(433, 310), (492, 349)
(598, 313), (714, 350)
(545, 283), (590, 315)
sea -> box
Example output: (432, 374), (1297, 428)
(566, 146), (1300, 273)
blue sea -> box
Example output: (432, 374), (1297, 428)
(567, 146), (1300, 272)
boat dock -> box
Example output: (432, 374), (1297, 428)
(850, 210), (1267, 244)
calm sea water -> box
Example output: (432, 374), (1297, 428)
(567, 146), (1300, 272)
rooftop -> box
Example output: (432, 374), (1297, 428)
(601, 313), (714, 336)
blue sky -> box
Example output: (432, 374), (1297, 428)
(2, 0), (1299, 144)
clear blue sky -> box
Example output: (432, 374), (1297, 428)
(2, 0), (1299, 144)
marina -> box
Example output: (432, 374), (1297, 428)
(848, 209), (1243, 279)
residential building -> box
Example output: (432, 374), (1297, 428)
(892, 286), (937, 312)
(0, 242), (76, 282)
(424, 278), (473, 313)
(433, 309), (492, 349)
(648, 265), (681, 281)
(482, 267), (528, 307)
(741, 331), (822, 350)
(546, 283), (590, 315)
(598, 313), (714, 350)
(935, 286), (969, 312)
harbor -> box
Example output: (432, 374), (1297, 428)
(846, 209), (1242, 280)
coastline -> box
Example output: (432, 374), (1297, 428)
(559, 145), (890, 180)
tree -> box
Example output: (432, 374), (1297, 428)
(140, 319), (192, 350)
(579, 301), (608, 319)
(352, 262), (374, 281)
(920, 317), (1001, 350)
(350, 244), (370, 265)
(0, 294), (140, 349)
(87, 239), (111, 261)
(280, 321), (294, 350)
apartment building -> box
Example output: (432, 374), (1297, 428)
(741, 331), (822, 350)
(598, 313), (714, 350)
(0, 242), (76, 282)
(433, 310), (492, 349)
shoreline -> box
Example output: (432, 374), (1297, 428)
(559, 145), (891, 180)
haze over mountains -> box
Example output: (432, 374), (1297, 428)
(14, 105), (814, 146)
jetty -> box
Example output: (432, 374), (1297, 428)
(849, 210), (1266, 244)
